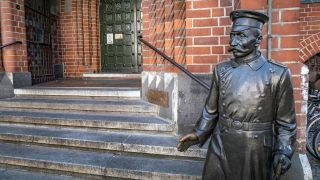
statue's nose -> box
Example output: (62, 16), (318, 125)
(230, 37), (239, 47)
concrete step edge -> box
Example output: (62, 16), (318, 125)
(0, 156), (200, 180)
(0, 133), (206, 159)
(0, 167), (84, 180)
(0, 143), (202, 180)
(0, 115), (174, 132)
(0, 101), (159, 114)
(83, 73), (141, 78)
(14, 88), (141, 98)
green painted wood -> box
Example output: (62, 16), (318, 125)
(100, 0), (142, 73)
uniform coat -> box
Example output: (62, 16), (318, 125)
(194, 54), (296, 180)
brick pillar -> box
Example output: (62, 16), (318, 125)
(0, 0), (31, 98)
(58, 0), (100, 78)
(0, 0), (28, 73)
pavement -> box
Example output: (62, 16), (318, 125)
(308, 153), (320, 180)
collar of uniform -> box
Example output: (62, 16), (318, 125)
(247, 54), (267, 71)
(230, 53), (267, 71)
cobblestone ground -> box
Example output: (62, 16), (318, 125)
(308, 154), (320, 180)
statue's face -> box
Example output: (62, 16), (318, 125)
(229, 28), (261, 58)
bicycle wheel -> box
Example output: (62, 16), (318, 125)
(306, 114), (320, 159)
(314, 130), (320, 159)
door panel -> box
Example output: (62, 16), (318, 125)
(100, 0), (142, 72)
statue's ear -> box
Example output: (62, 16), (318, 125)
(255, 35), (262, 46)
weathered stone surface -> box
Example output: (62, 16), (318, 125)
(0, 143), (203, 180)
(14, 87), (141, 99)
(0, 108), (172, 132)
(0, 72), (14, 99)
(0, 97), (159, 115)
(0, 168), (83, 180)
(0, 84), (204, 179)
(0, 124), (206, 159)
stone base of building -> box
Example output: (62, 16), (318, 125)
(141, 71), (212, 134)
(0, 72), (32, 99)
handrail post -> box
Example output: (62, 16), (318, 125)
(138, 36), (210, 91)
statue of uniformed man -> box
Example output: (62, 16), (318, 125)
(177, 10), (296, 180)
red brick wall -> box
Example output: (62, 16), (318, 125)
(299, 3), (320, 63)
(0, 0), (28, 73)
(57, 0), (100, 77)
(185, 0), (233, 73)
(142, 0), (186, 72)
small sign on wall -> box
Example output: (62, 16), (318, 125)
(107, 33), (113, 44)
(115, 33), (123, 39)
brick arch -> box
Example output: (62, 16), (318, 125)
(299, 32), (320, 63)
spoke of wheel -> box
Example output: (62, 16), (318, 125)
(306, 115), (320, 159)
(314, 130), (320, 160)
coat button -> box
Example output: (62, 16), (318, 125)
(269, 68), (275, 73)
(223, 114), (227, 118)
(258, 107), (262, 110)
(260, 93), (265, 97)
(222, 90), (225, 95)
(222, 103), (226, 107)
(265, 81), (270, 85)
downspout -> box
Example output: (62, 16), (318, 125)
(267, 0), (272, 60)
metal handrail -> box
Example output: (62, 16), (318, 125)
(0, 41), (22, 49)
(0, 41), (23, 69)
(137, 36), (210, 90)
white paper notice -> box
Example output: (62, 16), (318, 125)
(115, 33), (123, 39)
(107, 33), (113, 44)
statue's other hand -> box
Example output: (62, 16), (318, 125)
(273, 154), (291, 175)
(177, 133), (199, 152)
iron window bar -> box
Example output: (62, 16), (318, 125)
(137, 35), (210, 90)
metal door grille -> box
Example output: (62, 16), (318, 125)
(25, 0), (57, 84)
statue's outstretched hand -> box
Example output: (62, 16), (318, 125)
(177, 133), (200, 152)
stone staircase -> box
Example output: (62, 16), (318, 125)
(0, 77), (205, 180)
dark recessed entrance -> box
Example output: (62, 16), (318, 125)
(100, 0), (142, 73)
(25, 0), (58, 84)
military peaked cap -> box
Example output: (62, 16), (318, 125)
(230, 10), (269, 31)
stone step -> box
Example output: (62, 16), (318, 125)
(82, 73), (141, 80)
(0, 143), (203, 180)
(0, 97), (159, 115)
(0, 168), (83, 180)
(14, 87), (141, 99)
(0, 108), (172, 132)
(0, 124), (206, 159)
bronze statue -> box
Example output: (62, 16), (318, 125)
(177, 10), (296, 180)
